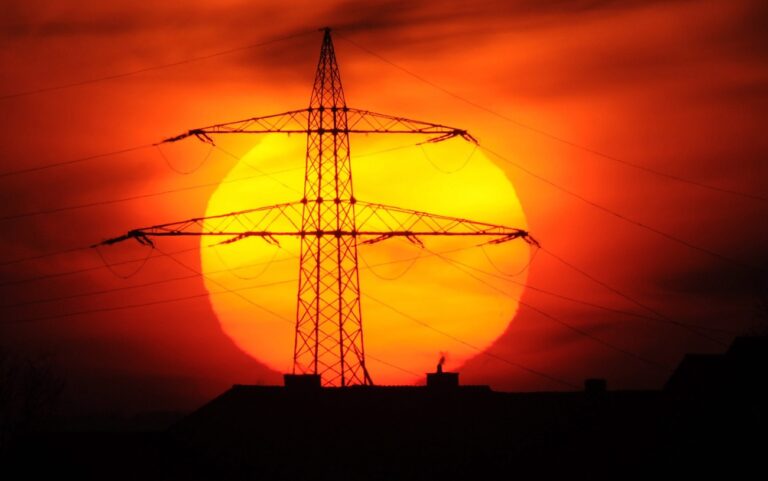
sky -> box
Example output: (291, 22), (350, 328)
(0, 0), (766, 415)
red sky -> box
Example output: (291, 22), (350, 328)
(1, 0), (766, 415)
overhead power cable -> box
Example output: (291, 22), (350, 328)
(0, 140), (426, 222)
(3, 278), (293, 325)
(0, 30), (314, 101)
(157, 248), (420, 378)
(0, 144), (154, 179)
(538, 247), (734, 341)
(0, 246), (198, 287)
(450, 250), (732, 343)
(363, 292), (578, 389)
(428, 249), (672, 371)
(0, 139), (431, 269)
(0, 244), (496, 308)
(1, 243), (572, 385)
(479, 144), (753, 271)
(0, 246), (91, 267)
(0, 165), (302, 222)
(0, 30), (315, 180)
(337, 33), (767, 203)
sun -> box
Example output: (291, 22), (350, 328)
(200, 134), (530, 385)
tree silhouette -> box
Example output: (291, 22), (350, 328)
(0, 349), (65, 453)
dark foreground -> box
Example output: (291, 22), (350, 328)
(3, 337), (766, 480)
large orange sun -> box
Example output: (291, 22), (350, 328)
(201, 134), (530, 385)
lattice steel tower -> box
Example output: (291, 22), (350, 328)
(97, 28), (537, 387)
(295, 32), (366, 386)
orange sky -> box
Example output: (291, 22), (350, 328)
(0, 0), (766, 414)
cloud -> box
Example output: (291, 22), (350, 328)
(655, 253), (768, 299)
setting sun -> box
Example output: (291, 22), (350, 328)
(201, 134), (531, 384)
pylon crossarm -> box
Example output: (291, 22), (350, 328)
(346, 108), (477, 143)
(354, 201), (539, 246)
(155, 107), (476, 145)
(93, 201), (304, 248)
(157, 109), (311, 144)
(92, 196), (536, 248)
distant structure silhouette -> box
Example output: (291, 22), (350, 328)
(95, 28), (537, 386)
(4, 336), (766, 480)
(156, 336), (765, 480)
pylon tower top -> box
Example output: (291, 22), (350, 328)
(311, 28), (346, 109)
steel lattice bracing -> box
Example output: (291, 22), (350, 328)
(294, 29), (367, 386)
(96, 28), (537, 387)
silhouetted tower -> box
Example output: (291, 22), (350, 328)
(296, 30), (366, 386)
(96, 28), (538, 387)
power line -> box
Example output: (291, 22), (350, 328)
(0, 121), (290, 184)
(0, 31), (315, 181)
(0, 246), (198, 287)
(7, 31), (728, 384)
(1, 258), (417, 377)
(473, 246), (733, 338)
(0, 165), (303, 221)
(0, 140), (425, 222)
(160, 247), (289, 322)
(93, 244), (154, 279)
(344, 30), (758, 272)
(428, 249), (672, 371)
(211, 246), (283, 281)
(0, 149), (736, 344)
(363, 292), (578, 389)
(479, 144), (753, 271)
(0, 243), (585, 385)
(450, 249), (733, 341)
(0, 140), (433, 270)
(1, 235), (731, 342)
(480, 244), (539, 278)
(157, 248), (418, 378)
(0, 251), (298, 309)
(359, 238), (424, 281)
(3, 278), (294, 325)
(156, 144), (215, 176)
(214, 145), (301, 195)
(419, 143), (477, 174)
(365, 354), (421, 377)
(0, 246), (91, 267)
(337, 33), (767, 203)
(366, 241), (728, 343)
(0, 144), (154, 179)
(538, 247), (734, 341)
(0, 243), (474, 308)
(0, 30), (314, 101)
(1, 272), (200, 309)
(0, 241), (682, 379)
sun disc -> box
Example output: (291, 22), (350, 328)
(201, 135), (530, 385)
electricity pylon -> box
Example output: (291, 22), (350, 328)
(96, 28), (538, 387)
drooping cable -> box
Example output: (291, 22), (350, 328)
(336, 33), (767, 203)
(0, 30), (315, 101)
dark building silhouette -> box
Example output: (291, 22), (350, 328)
(666, 335), (768, 398)
(3, 336), (766, 480)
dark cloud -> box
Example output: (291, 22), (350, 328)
(0, 1), (284, 39)
(0, 0), (693, 45)
(324, 0), (689, 34)
(655, 253), (768, 299)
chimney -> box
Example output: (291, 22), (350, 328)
(427, 356), (459, 390)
